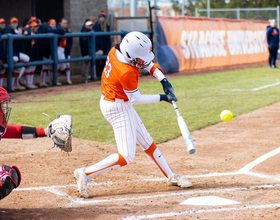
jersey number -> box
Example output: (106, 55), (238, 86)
(104, 56), (112, 78)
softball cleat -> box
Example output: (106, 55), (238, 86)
(73, 168), (89, 198)
(168, 174), (193, 188)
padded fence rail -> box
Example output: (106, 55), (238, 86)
(0, 30), (152, 92)
(156, 16), (270, 73)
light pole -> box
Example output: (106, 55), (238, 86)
(154, 0), (158, 62)
(182, 0), (185, 15)
(207, 0), (210, 18)
(130, 0), (137, 16)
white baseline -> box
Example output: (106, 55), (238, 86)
(223, 81), (280, 91)
(122, 203), (280, 220)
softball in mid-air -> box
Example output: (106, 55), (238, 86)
(220, 110), (233, 122)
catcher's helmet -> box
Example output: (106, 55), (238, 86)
(120, 31), (154, 68)
(0, 86), (11, 135)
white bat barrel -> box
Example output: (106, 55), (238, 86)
(177, 116), (196, 154)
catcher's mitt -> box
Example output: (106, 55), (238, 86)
(46, 114), (72, 153)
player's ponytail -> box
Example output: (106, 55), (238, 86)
(115, 43), (121, 52)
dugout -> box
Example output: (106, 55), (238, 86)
(0, 0), (108, 75)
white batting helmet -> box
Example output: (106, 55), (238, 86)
(120, 31), (154, 68)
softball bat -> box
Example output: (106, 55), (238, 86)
(172, 101), (195, 154)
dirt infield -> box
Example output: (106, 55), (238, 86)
(2, 62), (280, 220)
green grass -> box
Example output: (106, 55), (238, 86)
(9, 66), (280, 144)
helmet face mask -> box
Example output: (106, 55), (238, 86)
(0, 87), (11, 135)
(131, 58), (151, 69)
(120, 31), (154, 69)
(0, 98), (11, 133)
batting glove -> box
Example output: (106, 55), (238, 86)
(160, 94), (178, 104)
(160, 78), (174, 95)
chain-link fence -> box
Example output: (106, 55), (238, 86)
(196, 7), (279, 26)
(107, 0), (177, 19)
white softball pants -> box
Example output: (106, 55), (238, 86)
(13, 53), (30, 63)
(83, 95), (174, 178)
(100, 94), (154, 164)
(42, 56), (52, 70)
(57, 46), (67, 71)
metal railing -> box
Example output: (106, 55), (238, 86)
(0, 30), (152, 92)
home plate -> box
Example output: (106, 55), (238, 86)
(180, 196), (241, 206)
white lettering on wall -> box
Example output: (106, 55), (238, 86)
(180, 30), (267, 59)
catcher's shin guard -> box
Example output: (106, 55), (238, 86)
(0, 165), (21, 200)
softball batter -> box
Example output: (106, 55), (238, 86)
(74, 31), (192, 198)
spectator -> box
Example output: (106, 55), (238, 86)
(23, 21), (41, 89)
(0, 31), (5, 87)
(37, 19), (65, 86)
(93, 10), (111, 80)
(267, 19), (279, 69)
(22, 16), (36, 29)
(0, 19), (6, 87)
(89, 17), (95, 23)
(0, 18), (5, 34)
(58, 18), (73, 85)
(20, 16), (36, 89)
(4, 17), (30, 91)
(79, 20), (93, 83)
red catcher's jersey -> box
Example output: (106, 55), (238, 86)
(1, 125), (45, 139)
(101, 47), (139, 102)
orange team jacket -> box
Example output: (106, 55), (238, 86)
(101, 47), (140, 102)
(1, 125), (45, 139)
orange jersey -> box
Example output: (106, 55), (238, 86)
(58, 37), (67, 48)
(31, 39), (35, 48)
(101, 47), (139, 102)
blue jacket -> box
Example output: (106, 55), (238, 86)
(92, 22), (111, 55)
(0, 30), (5, 62)
(79, 25), (92, 57)
(267, 26), (279, 48)
(0, 32), (4, 62)
(22, 30), (42, 62)
(37, 24), (65, 58)
(3, 26), (21, 58)
(65, 36), (73, 57)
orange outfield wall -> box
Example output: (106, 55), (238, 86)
(156, 16), (270, 73)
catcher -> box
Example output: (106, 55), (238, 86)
(0, 86), (72, 200)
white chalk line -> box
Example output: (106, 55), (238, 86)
(13, 146), (280, 207)
(65, 184), (280, 206)
(15, 181), (115, 191)
(223, 81), (280, 91)
(237, 146), (280, 173)
(122, 203), (280, 220)
(143, 146), (280, 181)
(119, 147), (280, 219)
(243, 171), (280, 181)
